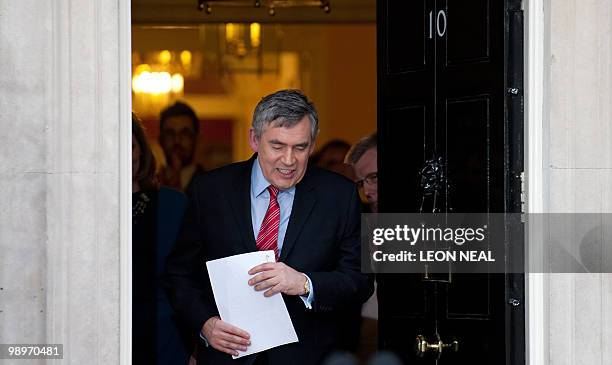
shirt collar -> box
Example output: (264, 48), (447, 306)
(251, 157), (296, 198)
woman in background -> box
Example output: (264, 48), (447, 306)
(132, 113), (192, 364)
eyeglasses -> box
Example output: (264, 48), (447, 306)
(356, 172), (377, 189)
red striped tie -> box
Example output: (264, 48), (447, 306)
(256, 185), (280, 260)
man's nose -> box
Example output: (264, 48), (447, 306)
(364, 183), (377, 196)
(281, 149), (296, 165)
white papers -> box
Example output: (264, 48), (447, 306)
(206, 251), (298, 359)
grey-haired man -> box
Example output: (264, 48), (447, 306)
(164, 89), (374, 365)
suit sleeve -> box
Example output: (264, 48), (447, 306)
(305, 186), (374, 313)
(162, 180), (219, 334)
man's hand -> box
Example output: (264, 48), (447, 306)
(201, 316), (250, 356)
(248, 262), (308, 297)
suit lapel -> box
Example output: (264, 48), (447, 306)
(227, 156), (258, 253)
(280, 170), (317, 262)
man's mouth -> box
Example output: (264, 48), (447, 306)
(276, 168), (296, 177)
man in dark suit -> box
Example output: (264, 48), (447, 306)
(158, 101), (205, 193)
(164, 89), (373, 365)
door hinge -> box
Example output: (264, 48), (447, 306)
(507, 87), (521, 96)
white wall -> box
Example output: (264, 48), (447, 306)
(542, 0), (612, 364)
(0, 0), (123, 363)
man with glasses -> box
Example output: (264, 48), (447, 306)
(345, 132), (379, 361)
(346, 132), (378, 213)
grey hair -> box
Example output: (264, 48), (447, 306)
(345, 132), (377, 165)
(252, 89), (319, 140)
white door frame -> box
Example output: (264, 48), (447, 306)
(119, 0), (133, 364)
(117, 1), (548, 364)
(525, 0), (548, 364)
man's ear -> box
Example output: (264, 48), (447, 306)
(308, 138), (317, 156)
(248, 128), (259, 152)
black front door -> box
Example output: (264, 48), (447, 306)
(377, 0), (524, 364)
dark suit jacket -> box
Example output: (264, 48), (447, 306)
(163, 156), (374, 365)
(133, 187), (191, 365)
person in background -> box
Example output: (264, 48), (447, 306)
(132, 113), (193, 365)
(345, 132), (379, 362)
(158, 102), (205, 192)
(345, 132), (378, 213)
(310, 139), (355, 180)
(311, 139), (350, 168)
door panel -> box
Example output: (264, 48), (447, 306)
(377, 0), (525, 363)
(446, 0), (491, 65)
(446, 275), (491, 316)
(386, 0), (428, 74)
(445, 96), (490, 213)
(383, 105), (429, 212)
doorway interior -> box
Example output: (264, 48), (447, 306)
(118, 0), (545, 363)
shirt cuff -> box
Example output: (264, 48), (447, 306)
(299, 273), (315, 309)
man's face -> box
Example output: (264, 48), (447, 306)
(160, 115), (196, 166)
(354, 147), (378, 212)
(249, 116), (315, 190)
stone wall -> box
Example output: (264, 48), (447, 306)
(546, 0), (612, 364)
(0, 0), (122, 363)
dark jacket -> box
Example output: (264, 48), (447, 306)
(163, 156), (373, 365)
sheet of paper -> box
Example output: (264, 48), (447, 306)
(206, 251), (299, 359)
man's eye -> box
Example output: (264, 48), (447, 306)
(272, 146), (282, 151)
